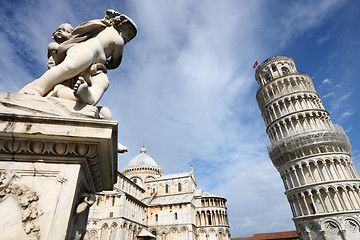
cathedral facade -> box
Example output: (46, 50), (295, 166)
(255, 56), (360, 240)
(86, 146), (230, 240)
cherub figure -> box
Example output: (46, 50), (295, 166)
(47, 23), (74, 69)
(19, 10), (137, 106)
(44, 23), (79, 101)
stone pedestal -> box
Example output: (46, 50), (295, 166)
(0, 92), (117, 239)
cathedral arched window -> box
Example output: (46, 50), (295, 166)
(178, 183), (182, 192)
(155, 214), (158, 221)
(165, 184), (169, 193)
(175, 213), (178, 220)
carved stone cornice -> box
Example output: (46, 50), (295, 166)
(0, 110), (118, 191)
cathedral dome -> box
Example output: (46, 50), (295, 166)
(126, 146), (158, 167)
(122, 146), (163, 182)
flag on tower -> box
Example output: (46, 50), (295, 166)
(253, 60), (258, 69)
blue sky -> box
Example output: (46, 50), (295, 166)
(1, 0), (360, 237)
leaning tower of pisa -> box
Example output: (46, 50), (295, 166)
(255, 56), (360, 240)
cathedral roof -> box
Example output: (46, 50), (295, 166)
(146, 171), (192, 182)
(137, 229), (156, 238)
(126, 146), (158, 167)
(148, 193), (194, 205)
(194, 189), (225, 199)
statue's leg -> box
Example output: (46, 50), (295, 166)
(19, 48), (95, 96)
(53, 84), (77, 101)
(74, 65), (109, 105)
(73, 77), (95, 105)
(86, 69), (109, 105)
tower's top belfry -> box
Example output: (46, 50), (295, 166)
(255, 56), (297, 87)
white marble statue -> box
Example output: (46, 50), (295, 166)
(19, 10), (137, 106)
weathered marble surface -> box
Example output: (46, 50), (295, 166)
(0, 98), (118, 239)
(0, 92), (105, 119)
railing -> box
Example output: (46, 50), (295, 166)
(267, 125), (351, 167)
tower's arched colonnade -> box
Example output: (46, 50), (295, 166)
(256, 56), (360, 240)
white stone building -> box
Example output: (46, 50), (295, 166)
(255, 56), (360, 240)
(86, 146), (230, 240)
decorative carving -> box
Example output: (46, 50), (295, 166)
(89, 230), (97, 237)
(56, 171), (68, 183)
(76, 193), (96, 214)
(0, 170), (42, 239)
(0, 137), (103, 190)
(344, 219), (359, 233)
(325, 221), (340, 235)
(308, 222), (322, 239)
(0, 137), (97, 157)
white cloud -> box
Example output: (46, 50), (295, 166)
(275, 0), (344, 47)
(339, 92), (351, 101)
(341, 111), (353, 118)
(322, 78), (332, 85)
(322, 91), (334, 98)
(317, 34), (331, 45)
(0, 0), (352, 238)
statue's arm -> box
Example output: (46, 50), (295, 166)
(106, 38), (124, 70)
(47, 42), (59, 69)
(47, 42), (58, 58)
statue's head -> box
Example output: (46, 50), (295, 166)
(104, 10), (137, 44)
(52, 23), (74, 43)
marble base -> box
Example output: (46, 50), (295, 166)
(0, 92), (118, 239)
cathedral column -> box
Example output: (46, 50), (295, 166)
(201, 211), (206, 226)
(213, 211), (217, 225)
(196, 212), (200, 225)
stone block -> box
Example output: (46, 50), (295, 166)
(0, 92), (117, 239)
